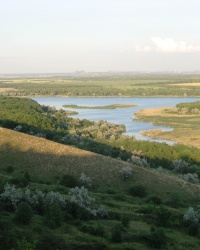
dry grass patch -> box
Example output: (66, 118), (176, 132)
(168, 82), (200, 86)
(141, 128), (200, 148)
(0, 88), (16, 92)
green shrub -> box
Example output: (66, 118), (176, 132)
(24, 171), (31, 182)
(66, 202), (92, 220)
(16, 238), (36, 250)
(60, 174), (78, 188)
(4, 165), (14, 173)
(187, 223), (199, 236)
(108, 210), (121, 220)
(154, 206), (172, 227)
(70, 240), (108, 250)
(147, 226), (167, 248)
(0, 202), (5, 213)
(94, 224), (106, 237)
(114, 193), (127, 201)
(10, 177), (29, 187)
(36, 233), (67, 250)
(121, 214), (131, 228)
(105, 188), (117, 194)
(128, 185), (147, 197)
(111, 224), (123, 243)
(14, 202), (33, 225)
(0, 221), (17, 250)
(146, 196), (162, 205)
(44, 204), (63, 229)
(165, 194), (184, 208)
(80, 224), (106, 237)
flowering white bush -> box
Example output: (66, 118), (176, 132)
(14, 125), (22, 132)
(69, 186), (107, 217)
(183, 207), (200, 224)
(119, 167), (133, 180)
(69, 186), (95, 208)
(79, 173), (92, 187)
(0, 183), (24, 209)
(96, 205), (108, 218)
(131, 155), (149, 167)
(0, 184), (67, 211)
(45, 191), (66, 208)
(30, 190), (46, 212)
(1, 183), (107, 218)
(171, 159), (189, 173)
(181, 173), (199, 184)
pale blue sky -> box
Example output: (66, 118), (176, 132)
(1, 0), (200, 73)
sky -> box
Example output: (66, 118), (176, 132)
(1, 0), (200, 73)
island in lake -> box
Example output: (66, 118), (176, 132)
(62, 103), (137, 109)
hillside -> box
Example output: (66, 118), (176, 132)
(0, 127), (199, 199)
(1, 128), (200, 250)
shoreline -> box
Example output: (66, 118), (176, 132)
(7, 95), (200, 98)
(135, 106), (200, 148)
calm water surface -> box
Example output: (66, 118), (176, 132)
(32, 97), (200, 144)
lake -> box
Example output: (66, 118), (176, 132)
(32, 97), (200, 144)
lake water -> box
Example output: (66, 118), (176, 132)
(32, 97), (200, 144)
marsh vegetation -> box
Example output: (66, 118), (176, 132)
(135, 101), (200, 148)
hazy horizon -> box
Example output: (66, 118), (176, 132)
(1, 0), (200, 74)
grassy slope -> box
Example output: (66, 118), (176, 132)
(1, 128), (200, 249)
(0, 127), (199, 200)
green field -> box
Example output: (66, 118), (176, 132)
(1, 74), (200, 97)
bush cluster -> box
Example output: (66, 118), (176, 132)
(128, 185), (147, 197)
